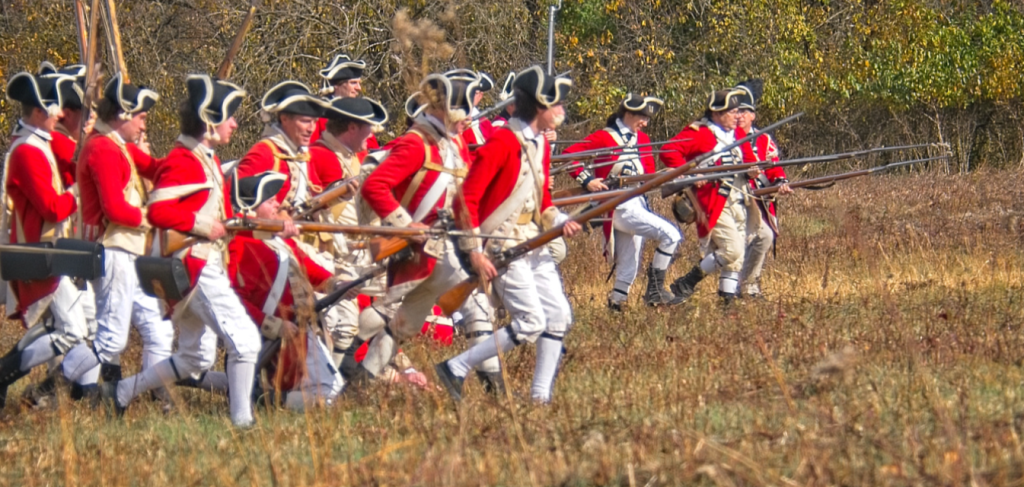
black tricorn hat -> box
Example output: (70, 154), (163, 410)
(513, 65), (572, 108)
(320, 54), (366, 83)
(6, 71), (69, 117)
(261, 80), (325, 118)
(477, 72), (494, 92)
(232, 171), (287, 212)
(322, 96), (388, 126)
(707, 89), (744, 112)
(419, 72), (483, 120)
(38, 63), (87, 110)
(186, 74), (246, 127)
(621, 93), (664, 118)
(103, 73), (159, 120)
(734, 79), (764, 110)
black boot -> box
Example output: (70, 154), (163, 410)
(100, 363), (122, 383)
(434, 361), (465, 402)
(475, 370), (506, 396)
(0, 348), (29, 410)
(670, 265), (706, 302)
(98, 380), (125, 417)
(644, 265), (683, 306)
(718, 291), (738, 306)
(21, 366), (70, 408)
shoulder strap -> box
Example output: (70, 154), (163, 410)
(260, 139), (283, 173)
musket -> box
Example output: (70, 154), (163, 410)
(550, 139), (675, 163)
(101, 0), (129, 83)
(549, 149), (677, 175)
(0, 244), (94, 256)
(752, 155), (948, 197)
(73, 0), (90, 62)
(551, 168), (752, 207)
(290, 176), (359, 220)
(436, 112), (803, 314)
(216, 0), (258, 79)
(658, 142), (945, 198)
(72, 0), (102, 163)
(473, 70), (571, 121)
(547, 0), (563, 75)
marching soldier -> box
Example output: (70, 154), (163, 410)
(563, 94), (682, 310)
(37, 62), (87, 187)
(0, 72), (88, 407)
(307, 96), (389, 366)
(734, 80), (792, 298)
(108, 75), (263, 427)
(435, 65), (580, 403)
(447, 69), (495, 147)
(60, 74), (174, 389)
(225, 172), (344, 410)
(234, 80), (328, 213)
(661, 88), (755, 304)
(310, 54), (380, 154)
(353, 71), (493, 382)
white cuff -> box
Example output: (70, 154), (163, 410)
(458, 227), (483, 252)
(382, 207), (413, 228)
(192, 214), (217, 238)
(542, 207), (566, 231)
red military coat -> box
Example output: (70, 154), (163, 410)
(310, 117), (379, 159)
(360, 123), (470, 287)
(308, 137), (364, 186)
(228, 233), (332, 390)
(562, 125), (656, 244)
(235, 136), (325, 209)
(739, 129), (786, 223)
(462, 118), (494, 149)
(50, 127), (77, 188)
(148, 140), (232, 284)
(4, 128), (78, 316)
(459, 126), (555, 231)
(77, 127), (158, 242)
(661, 121), (742, 238)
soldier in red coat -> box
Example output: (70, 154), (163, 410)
(107, 75), (264, 427)
(354, 71), (493, 382)
(310, 54), (380, 153)
(225, 172), (344, 409)
(562, 94), (683, 310)
(447, 69), (495, 147)
(734, 80), (792, 298)
(58, 73), (176, 392)
(661, 88), (759, 304)
(0, 72), (88, 408)
(37, 62), (88, 188)
(435, 65), (581, 403)
(307, 96), (388, 366)
(234, 80), (328, 213)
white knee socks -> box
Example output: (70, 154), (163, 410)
(116, 359), (177, 408)
(226, 359), (255, 427)
(531, 335), (564, 403)
(61, 343), (100, 384)
(20, 333), (60, 371)
(448, 327), (518, 378)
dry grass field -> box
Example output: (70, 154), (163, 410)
(0, 168), (1022, 486)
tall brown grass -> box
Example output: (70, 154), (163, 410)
(0, 168), (1022, 486)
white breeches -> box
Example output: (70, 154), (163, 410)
(169, 254), (260, 380)
(494, 246), (572, 343)
(611, 202), (682, 290)
(23, 277), (90, 354)
(92, 248), (174, 366)
(283, 331), (345, 411)
(740, 210), (775, 294)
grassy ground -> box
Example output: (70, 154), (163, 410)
(0, 168), (1022, 486)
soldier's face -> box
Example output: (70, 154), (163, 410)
(255, 196), (280, 219)
(537, 104), (566, 131)
(622, 112), (649, 133)
(737, 110), (755, 131)
(333, 79), (361, 98)
(36, 107), (61, 132)
(281, 114), (317, 147)
(119, 112), (147, 143)
(712, 109), (739, 131)
(213, 116), (238, 146)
